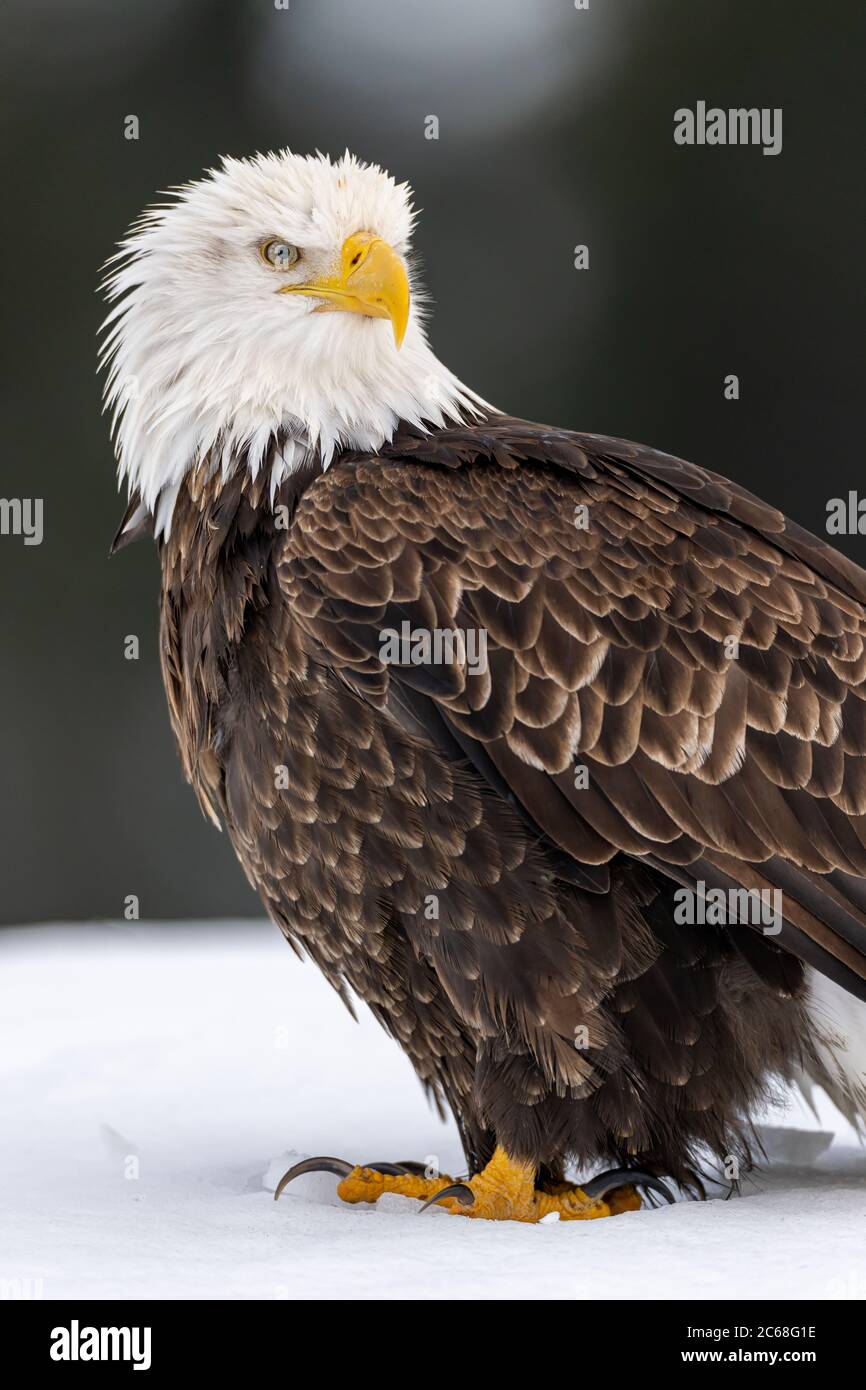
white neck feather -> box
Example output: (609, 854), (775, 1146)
(102, 302), (485, 537)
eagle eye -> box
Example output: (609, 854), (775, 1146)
(260, 239), (300, 270)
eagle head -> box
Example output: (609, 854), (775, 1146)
(100, 150), (482, 532)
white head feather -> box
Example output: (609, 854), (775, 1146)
(100, 149), (486, 535)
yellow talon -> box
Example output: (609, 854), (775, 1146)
(334, 1148), (643, 1222)
(605, 1184), (643, 1216)
(336, 1166), (455, 1205)
(428, 1147), (627, 1222)
(278, 1149), (648, 1222)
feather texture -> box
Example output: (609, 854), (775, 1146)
(151, 414), (866, 1181)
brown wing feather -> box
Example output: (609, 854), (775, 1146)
(282, 416), (866, 1000)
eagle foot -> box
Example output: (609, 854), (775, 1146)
(274, 1149), (673, 1221)
(418, 1147), (639, 1222)
(273, 1155), (455, 1205)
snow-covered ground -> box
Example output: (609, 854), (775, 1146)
(1, 921), (864, 1301)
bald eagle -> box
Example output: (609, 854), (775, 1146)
(102, 150), (866, 1223)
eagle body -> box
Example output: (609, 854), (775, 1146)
(104, 150), (866, 1212)
(155, 416), (866, 1186)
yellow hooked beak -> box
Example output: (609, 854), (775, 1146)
(278, 232), (410, 348)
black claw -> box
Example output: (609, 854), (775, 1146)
(582, 1167), (677, 1206)
(639, 1177), (677, 1206)
(419, 1182), (475, 1213)
(274, 1155), (353, 1201)
(356, 1159), (434, 1176)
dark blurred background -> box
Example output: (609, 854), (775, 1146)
(1, 0), (863, 923)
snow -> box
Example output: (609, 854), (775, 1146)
(1, 921), (865, 1301)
